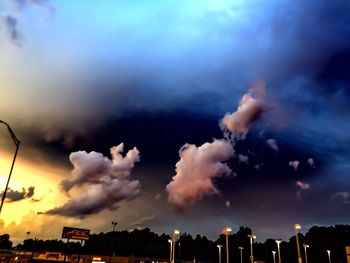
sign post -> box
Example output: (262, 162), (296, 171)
(62, 227), (90, 262)
(62, 227), (90, 240)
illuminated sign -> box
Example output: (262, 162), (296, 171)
(92, 257), (105, 263)
(62, 227), (90, 240)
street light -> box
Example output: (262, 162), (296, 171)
(172, 229), (180, 263)
(248, 234), (256, 263)
(294, 224), (302, 263)
(169, 239), (173, 263)
(217, 245), (222, 263)
(0, 120), (20, 214)
(272, 251), (276, 263)
(111, 221), (118, 256)
(275, 240), (282, 263)
(238, 247), (243, 263)
(225, 227), (232, 263)
(327, 250), (331, 263)
(26, 232), (30, 240)
(303, 245), (309, 263)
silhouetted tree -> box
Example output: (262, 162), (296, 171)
(0, 234), (12, 249)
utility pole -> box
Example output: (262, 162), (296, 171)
(0, 120), (20, 214)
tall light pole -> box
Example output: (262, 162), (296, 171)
(169, 239), (173, 263)
(327, 250), (331, 263)
(0, 120), (20, 214)
(272, 251), (276, 263)
(303, 245), (309, 263)
(225, 227), (232, 263)
(111, 221), (118, 256)
(275, 240), (282, 263)
(238, 247), (243, 263)
(217, 245), (222, 263)
(172, 229), (180, 263)
(248, 234), (256, 263)
(294, 224), (302, 263)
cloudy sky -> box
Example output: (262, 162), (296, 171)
(1, 0), (350, 244)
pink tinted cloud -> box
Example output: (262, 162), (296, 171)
(289, 160), (300, 171)
(44, 143), (141, 217)
(238, 154), (249, 164)
(61, 143), (140, 192)
(296, 181), (310, 190)
(166, 139), (234, 209)
(220, 80), (265, 135)
(267, 139), (279, 152)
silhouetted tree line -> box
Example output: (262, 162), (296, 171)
(2, 225), (350, 263)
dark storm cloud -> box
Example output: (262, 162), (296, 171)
(43, 144), (141, 217)
(2, 186), (35, 202)
(44, 178), (141, 217)
(3, 15), (22, 47)
(8, 0), (54, 13)
(129, 214), (157, 229)
(3, 0), (349, 150)
(1, 0), (53, 46)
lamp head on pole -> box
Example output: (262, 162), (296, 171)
(275, 239), (282, 245)
(294, 224), (301, 230)
(303, 244), (309, 248)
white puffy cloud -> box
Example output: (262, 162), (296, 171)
(220, 80), (265, 136)
(44, 143), (141, 217)
(254, 163), (263, 170)
(296, 181), (310, 190)
(289, 160), (300, 171)
(238, 154), (249, 164)
(166, 139), (234, 208)
(307, 158), (315, 168)
(155, 193), (161, 200)
(61, 143), (140, 192)
(267, 139), (279, 152)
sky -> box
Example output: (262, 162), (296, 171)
(0, 0), (350, 245)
